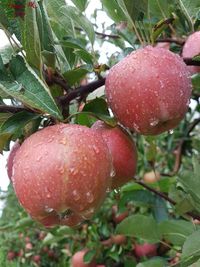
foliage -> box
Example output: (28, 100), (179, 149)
(0, 0), (200, 266)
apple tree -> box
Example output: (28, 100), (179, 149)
(0, 0), (200, 266)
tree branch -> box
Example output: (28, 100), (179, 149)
(183, 58), (200, 66)
(95, 31), (120, 39)
(161, 118), (200, 177)
(157, 37), (185, 46)
(0, 105), (32, 113)
(59, 77), (106, 106)
(134, 178), (200, 220)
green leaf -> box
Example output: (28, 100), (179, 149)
(37, 1), (55, 54)
(101, 0), (126, 23)
(84, 250), (96, 264)
(0, 111), (39, 152)
(45, 0), (74, 35)
(159, 220), (197, 246)
(60, 5), (95, 45)
(64, 68), (89, 86)
(116, 215), (161, 242)
(0, 55), (62, 119)
(152, 17), (175, 42)
(178, 157), (200, 212)
(117, 0), (148, 22)
(71, 0), (89, 12)
(22, 0), (42, 70)
(181, 230), (200, 264)
(74, 49), (93, 65)
(15, 217), (34, 230)
(0, 113), (12, 127)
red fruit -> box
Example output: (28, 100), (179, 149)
(92, 121), (137, 188)
(134, 243), (157, 258)
(143, 171), (160, 184)
(72, 250), (96, 267)
(12, 124), (112, 227)
(33, 255), (41, 264)
(96, 265), (106, 267)
(25, 242), (33, 251)
(7, 140), (20, 181)
(113, 211), (129, 224)
(111, 235), (127, 245)
(7, 251), (16, 261)
(182, 31), (200, 75)
(106, 46), (191, 135)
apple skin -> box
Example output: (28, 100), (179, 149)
(72, 250), (96, 267)
(106, 46), (192, 135)
(92, 121), (137, 189)
(182, 31), (200, 75)
(134, 243), (157, 258)
(7, 140), (20, 181)
(12, 124), (112, 227)
(7, 251), (16, 261)
(143, 171), (160, 184)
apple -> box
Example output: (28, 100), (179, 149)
(32, 255), (41, 264)
(182, 31), (200, 75)
(12, 124), (112, 227)
(143, 171), (160, 183)
(7, 251), (16, 261)
(92, 121), (137, 189)
(111, 234), (127, 245)
(106, 46), (192, 135)
(134, 243), (157, 258)
(72, 250), (96, 267)
(7, 140), (20, 181)
(112, 205), (129, 224)
(25, 242), (33, 251)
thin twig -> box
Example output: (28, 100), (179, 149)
(156, 37), (185, 46)
(183, 58), (200, 66)
(0, 105), (32, 113)
(134, 178), (200, 220)
(59, 78), (106, 106)
(161, 118), (200, 177)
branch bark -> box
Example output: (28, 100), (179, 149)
(59, 77), (106, 106)
(0, 105), (32, 113)
(157, 37), (185, 46)
(134, 178), (200, 221)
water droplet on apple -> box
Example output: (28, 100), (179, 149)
(86, 191), (94, 203)
(72, 190), (80, 201)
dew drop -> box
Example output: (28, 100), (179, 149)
(93, 145), (99, 154)
(45, 206), (54, 213)
(72, 190), (80, 201)
(150, 119), (159, 127)
(86, 191), (94, 203)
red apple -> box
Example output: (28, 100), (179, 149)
(7, 251), (16, 261)
(106, 46), (192, 135)
(12, 124), (112, 227)
(7, 140), (20, 181)
(143, 171), (160, 184)
(32, 255), (41, 264)
(111, 234), (127, 245)
(134, 243), (157, 258)
(72, 250), (96, 267)
(182, 31), (200, 75)
(92, 121), (137, 189)
(25, 242), (33, 251)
